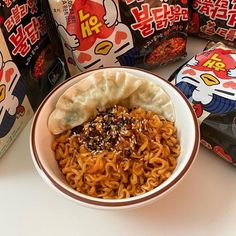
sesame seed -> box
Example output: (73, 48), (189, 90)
(70, 105), (151, 153)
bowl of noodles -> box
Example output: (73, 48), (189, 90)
(30, 67), (200, 210)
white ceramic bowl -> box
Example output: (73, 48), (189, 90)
(30, 67), (200, 210)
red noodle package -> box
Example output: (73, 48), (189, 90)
(0, 0), (66, 157)
(188, 0), (236, 47)
(170, 42), (236, 166)
(47, 0), (189, 75)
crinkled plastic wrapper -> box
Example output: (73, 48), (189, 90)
(169, 42), (236, 166)
(188, 0), (236, 47)
(0, 0), (66, 158)
(46, 0), (189, 76)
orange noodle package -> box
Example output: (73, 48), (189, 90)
(188, 0), (236, 47)
(0, 0), (66, 157)
(46, 0), (189, 75)
(169, 42), (236, 166)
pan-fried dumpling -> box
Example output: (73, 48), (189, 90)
(48, 70), (175, 135)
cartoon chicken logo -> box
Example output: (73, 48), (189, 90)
(0, 51), (25, 138)
(55, 0), (134, 71)
(175, 46), (236, 118)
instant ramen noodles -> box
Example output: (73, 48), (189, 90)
(52, 105), (180, 199)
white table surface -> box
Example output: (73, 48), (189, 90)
(1, 37), (236, 236)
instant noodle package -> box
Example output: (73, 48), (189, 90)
(0, 0), (66, 157)
(46, 0), (189, 76)
(188, 0), (236, 47)
(170, 42), (236, 166)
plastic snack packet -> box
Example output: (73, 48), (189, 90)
(0, 0), (66, 158)
(170, 42), (236, 166)
(188, 0), (236, 47)
(46, 0), (189, 76)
